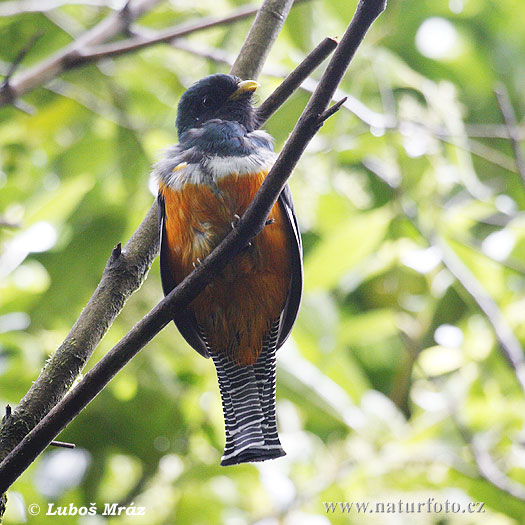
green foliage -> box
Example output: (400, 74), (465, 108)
(1, 0), (525, 524)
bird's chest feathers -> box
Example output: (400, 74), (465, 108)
(160, 166), (271, 273)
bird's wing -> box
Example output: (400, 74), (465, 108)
(276, 184), (303, 349)
(158, 193), (210, 358)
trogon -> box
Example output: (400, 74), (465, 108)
(153, 74), (303, 466)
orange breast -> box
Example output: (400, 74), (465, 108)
(159, 171), (292, 365)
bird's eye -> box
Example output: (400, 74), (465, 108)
(202, 96), (212, 108)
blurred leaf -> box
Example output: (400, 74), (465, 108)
(339, 308), (398, 347)
(305, 206), (391, 290)
(25, 175), (94, 227)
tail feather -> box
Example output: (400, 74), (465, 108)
(254, 319), (281, 446)
(210, 318), (285, 466)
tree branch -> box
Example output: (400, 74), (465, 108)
(255, 37), (338, 124)
(468, 431), (525, 501)
(0, 0), (386, 495)
(0, 0), (157, 106)
(231, 0), (294, 79)
(0, 0), (311, 107)
(1, 33), (43, 88)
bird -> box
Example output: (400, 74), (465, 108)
(152, 73), (303, 466)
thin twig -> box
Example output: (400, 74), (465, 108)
(256, 37), (338, 125)
(0, 32), (43, 102)
(0, 219), (21, 229)
(449, 233), (525, 275)
(3, 33), (43, 83)
(0, 0), (162, 107)
(2, 406), (11, 423)
(468, 430), (525, 501)
(0, 0), (386, 494)
(73, 3), (272, 66)
(464, 123), (525, 140)
(437, 133), (518, 173)
(495, 83), (525, 186)
(319, 96), (347, 122)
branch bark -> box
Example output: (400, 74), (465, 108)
(0, 0), (386, 495)
(231, 0), (294, 80)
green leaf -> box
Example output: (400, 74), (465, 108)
(339, 308), (398, 347)
(305, 206), (391, 290)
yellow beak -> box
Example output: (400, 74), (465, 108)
(228, 80), (259, 101)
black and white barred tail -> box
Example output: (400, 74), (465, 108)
(210, 319), (285, 466)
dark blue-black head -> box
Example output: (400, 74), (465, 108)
(176, 74), (258, 138)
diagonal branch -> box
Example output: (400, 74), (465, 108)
(458, 416), (525, 502)
(433, 235), (525, 395)
(0, 207), (160, 459)
(0, 0), (386, 494)
(1, 32), (43, 88)
(230, 0), (294, 80)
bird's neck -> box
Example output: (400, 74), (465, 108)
(180, 120), (268, 156)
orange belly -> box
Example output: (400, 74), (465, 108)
(159, 171), (292, 365)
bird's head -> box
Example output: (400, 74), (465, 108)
(175, 74), (259, 138)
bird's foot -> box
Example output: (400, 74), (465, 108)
(192, 257), (202, 269)
(231, 213), (252, 250)
(231, 213), (241, 229)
